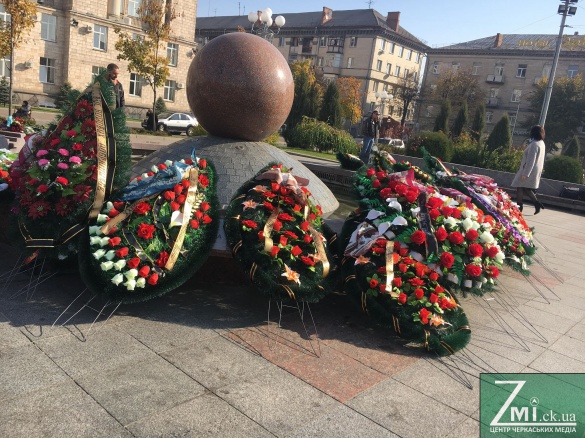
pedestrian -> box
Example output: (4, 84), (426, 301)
(13, 101), (31, 118)
(359, 110), (380, 164)
(106, 63), (125, 109)
(511, 125), (546, 214)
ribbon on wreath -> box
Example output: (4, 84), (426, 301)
(416, 192), (439, 258)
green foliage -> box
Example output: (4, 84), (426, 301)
(407, 131), (453, 161)
(433, 99), (451, 134)
(264, 131), (280, 146)
(0, 76), (8, 106)
(154, 96), (167, 115)
(470, 103), (485, 143)
(451, 101), (468, 138)
(287, 117), (358, 153)
(544, 155), (584, 183)
(54, 81), (73, 110)
(319, 81), (342, 128)
(563, 135), (581, 160)
(190, 124), (208, 137)
(285, 61), (321, 138)
(451, 131), (481, 166)
(485, 113), (511, 152)
(480, 147), (522, 173)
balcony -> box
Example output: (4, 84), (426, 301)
(486, 74), (504, 84)
(486, 97), (499, 107)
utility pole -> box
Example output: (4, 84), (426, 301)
(539, 0), (577, 126)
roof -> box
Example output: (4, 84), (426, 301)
(196, 9), (428, 49)
(436, 34), (585, 52)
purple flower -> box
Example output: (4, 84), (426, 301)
(36, 150), (49, 158)
(37, 159), (50, 167)
(58, 148), (70, 157)
(69, 156), (82, 164)
(57, 162), (69, 170)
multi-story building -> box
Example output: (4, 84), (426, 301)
(418, 33), (585, 143)
(1, 0), (197, 116)
(196, 7), (428, 126)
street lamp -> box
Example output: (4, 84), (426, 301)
(539, 0), (578, 126)
(375, 91), (393, 115)
(247, 8), (285, 42)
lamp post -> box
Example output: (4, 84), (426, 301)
(539, 0), (577, 126)
(247, 8), (285, 42)
(375, 91), (393, 116)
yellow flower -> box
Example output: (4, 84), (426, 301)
(242, 199), (259, 210)
(281, 264), (301, 285)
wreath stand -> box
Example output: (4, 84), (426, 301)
(0, 250), (57, 300)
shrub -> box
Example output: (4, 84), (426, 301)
(286, 117), (358, 153)
(485, 114), (511, 152)
(470, 104), (485, 143)
(563, 135), (580, 160)
(319, 81), (342, 128)
(155, 97), (167, 115)
(433, 99), (450, 134)
(544, 156), (584, 183)
(451, 101), (468, 138)
(481, 147), (523, 173)
(451, 132), (481, 166)
(190, 124), (208, 137)
(264, 131), (280, 146)
(407, 131), (453, 161)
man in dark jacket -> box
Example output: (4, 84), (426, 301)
(359, 110), (380, 164)
(106, 63), (125, 109)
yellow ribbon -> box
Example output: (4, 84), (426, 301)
(308, 226), (330, 279)
(385, 240), (398, 297)
(263, 206), (280, 254)
(100, 194), (157, 235)
(165, 168), (199, 270)
(89, 81), (109, 220)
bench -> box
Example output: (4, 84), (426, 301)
(0, 130), (26, 153)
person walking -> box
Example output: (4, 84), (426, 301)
(359, 110), (380, 164)
(511, 125), (546, 214)
(105, 63), (125, 109)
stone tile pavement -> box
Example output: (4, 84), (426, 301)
(0, 191), (584, 437)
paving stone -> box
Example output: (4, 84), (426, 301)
(0, 323), (30, 350)
(513, 303), (580, 334)
(445, 416), (480, 438)
(0, 380), (131, 438)
(216, 364), (339, 436)
(347, 379), (468, 437)
(528, 350), (585, 373)
(77, 355), (206, 426)
(566, 322), (585, 340)
(0, 343), (69, 402)
(286, 404), (398, 438)
(162, 334), (271, 391)
(35, 326), (157, 380)
(127, 392), (273, 437)
(548, 335), (585, 363)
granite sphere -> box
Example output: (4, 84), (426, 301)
(186, 32), (294, 141)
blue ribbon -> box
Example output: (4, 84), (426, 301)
(118, 164), (187, 201)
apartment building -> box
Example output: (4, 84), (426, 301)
(1, 0), (197, 116)
(196, 7), (428, 124)
(418, 33), (585, 142)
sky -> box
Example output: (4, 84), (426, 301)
(196, 0), (585, 47)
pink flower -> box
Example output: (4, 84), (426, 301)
(36, 150), (49, 158)
(69, 156), (82, 164)
(57, 162), (69, 170)
(37, 159), (50, 167)
(58, 148), (70, 157)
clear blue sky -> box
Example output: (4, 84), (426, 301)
(197, 0), (585, 47)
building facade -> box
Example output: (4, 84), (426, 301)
(1, 0), (197, 117)
(196, 8), (428, 126)
(418, 33), (585, 143)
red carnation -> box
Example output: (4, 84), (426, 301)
(380, 188), (393, 199)
(134, 202), (151, 215)
(372, 179), (381, 188)
(127, 257), (140, 269)
(372, 247), (385, 254)
(270, 246), (280, 258)
(429, 293), (438, 304)
(163, 190), (175, 201)
(366, 168), (375, 177)
(411, 230), (427, 245)
(198, 174), (209, 188)
(414, 288), (424, 300)
(264, 201), (274, 211)
(279, 235), (288, 246)
(138, 266), (150, 278)
(291, 245), (303, 257)
(452, 209), (462, 219)
(465, 264), (482, 277)
(65, 129), (77, 137)
(241, 219), (257, 229)
(277, 213), (294, 221)
(485, 246), (499, 258)
(429, 208), (440, 221)
(303, 234), (312, 243)
(392, 277), (403, 287)
(409, 277), (425, 287)
(468, 243), (483, 257)
(404, 190), (419, 204)
(427, 197), (443, 209)
(448, 231), (464, 245)
(301, 256), (315, 266)
(398, 293), (407, 304)
(284, 231), (298, 239)
(198, 159), (207, 168)
(440, 252), (455, 269)
(137, 223), (156, 240)
(108, 208), (120, 218)
(486, 266), (500, 278)
(170, 201), (181, 211)
(115, 247), (129, 258)
(369, 278), (379, 289)
(158, 163), (167, 170)
(429, 271), (439, 281)
(200, 201), (210, 212)
(273, 220), (282, 231)
(419, 308), (431, 324)
(156, 251), (169, 268)
(189, 219), (199, 229)
(108, 237), (121, 247)
(258, 230), (264, 240)
(441, 206), (453, 218)
(55, 176), (68, 185)
(435, 227), (448, 242)
(181, 180), (190, 188)
(147, 273), (159, 286)
(173, 184), (183, 194)
(465, 229), (479, 241)
(37, 184), (49, 193)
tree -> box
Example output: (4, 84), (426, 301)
(319, 80), (342, 128)
(54, 81), (81, 114)
(431, 69), (486, 110)
(155, 96), (167, 115)
(336, 77), (362, 124)
(470, 103), (485, 144)
(563, 135), (580, 160)
(285, 60), (321, 135)
(395, 72), (420, 126)
(485, 113), (511, 152)
(524, 75), (585, 149)
(115, 0), (176, 130)
(451, 101), (468, 138)
(0, 76), (9, 106)
(433, 99), (451, 133)
(0, 0), (37, 115)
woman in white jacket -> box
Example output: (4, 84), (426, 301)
(511, 125), (546, 214)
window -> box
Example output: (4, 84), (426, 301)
(0, 56), (10, 77)
(397, 46), (403, 57)
(93, 24), (108, 51)
(415, 52), (420, 63)
(373, 81), (379, 92)
(349, 36), (357, 47)
(41, 14), (56, 42)
(517, 64), (527, 78)
(128, 0), (141, 17)
(472, 62), (481, 75)
(92, 66), (106, 80)
(167, 42), (178, 66)
(511, 89), (521, 102)
(406, 49), (412, 60)
(347, 57), (353, 68)
(412, 71), (418, 82)
(383, 83), (388, 91)
(486, 111), (493, 123)
(129, 73), (142, 96)
(404, 68), (410, 79)
(452, 62), (460, 71)
(317, 57), (323, 67)
(0, 5), (10, 23)
(319, 37), (326, 47)
(376, 60), (383, 71)
(389, 42), (395, 54)
(395, 65), (401, 77)
(494, 65), (504, 76)
(489, 88), (498, 98)
(39, 57), (56, 84)
(164, 80), (176, 101)
(385, 62), (391, 74)
(432, 62), (439, 74)
(279, 37), (285, 47)
(379, 39), (385, 50)
(568, 65), (579, 78)
(509, 113), (516, 129)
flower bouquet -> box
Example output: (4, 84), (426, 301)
(0, 149), (17, 192)
(224, 164), (337, 303)
(10, 74), (131, 260)
(78, 157), (218, 304)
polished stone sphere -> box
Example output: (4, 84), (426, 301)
(186, 32), (294, 141)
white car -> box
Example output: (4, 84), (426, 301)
(156, 112), (199, 135)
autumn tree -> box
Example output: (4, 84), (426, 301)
(394, 72), (420, 126)
(431, 69), (485, 112)
(0, 0), (37, 115)
(524, 75), (585, 149)
(336, 76), (362, 124)
(115, 0), (176, 130)
(285, 60), (321, 135)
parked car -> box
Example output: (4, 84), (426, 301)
(378, 138), (405, 148)
(143, 111), (198, 135)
